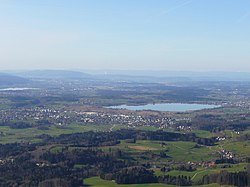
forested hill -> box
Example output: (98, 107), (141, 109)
(0, 73), (30, 86)
(15, 70), (92, 80)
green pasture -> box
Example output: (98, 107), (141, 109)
(193, 130), (215, 138)
(0, 124), (114, 143)
(154, 163), (247, 182)
(84, 177), (231, 187)
(111, 140), (219, 162)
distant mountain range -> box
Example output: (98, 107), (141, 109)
(2, 70), (250, 85)
(12, 70), (92, 80)
(0, 73), (30, 86)
(87, 70), (250, 82)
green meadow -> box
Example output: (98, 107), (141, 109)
(0, 124), (115, 143)
(84, 177), (232, 187)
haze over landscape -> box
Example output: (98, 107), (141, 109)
(2, 1), (250, 187)
(0, 0), (250, 71)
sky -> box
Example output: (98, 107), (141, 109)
(0, 0), (250, 71)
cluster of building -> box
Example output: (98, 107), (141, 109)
(218, 150), (234, 159)
(76, 111), (191, 129)
(216, 136), (226, 141)
(0, 107), (192, 130)
(0, 158), (14, 165)
(0, 107), (69, 124)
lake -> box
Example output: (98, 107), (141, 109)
(106, 103), (219, 112)
(0, 88), (38, 91)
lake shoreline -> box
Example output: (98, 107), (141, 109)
(106, 103), (220, 112)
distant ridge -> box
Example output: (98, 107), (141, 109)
(15, 70), (92, 80)
(0, 73), (30, 86)
(88, 70), (250, 82)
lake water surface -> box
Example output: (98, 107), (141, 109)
(0, 88), (38, 91)
(107, 103), (219, 112)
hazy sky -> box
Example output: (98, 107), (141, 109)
(0, 0), (250, 71)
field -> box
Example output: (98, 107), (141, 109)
(0, 120), (249, 186)
(98, 138), (249, 184)
(0, 124), (116, 143)
(154, 163), (248, 182)
(84, 177), (232, 187)
(222, 140), (250, 157)
(0, 124), (183, 144)
(128, 145), (159, 151)
(103, 140), (219, 162)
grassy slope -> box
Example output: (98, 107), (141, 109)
(0, 124), (115, 143)
(84, 177), (231, 187)
(110, 140), (218, 162)
(154, 163), (247, 182)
